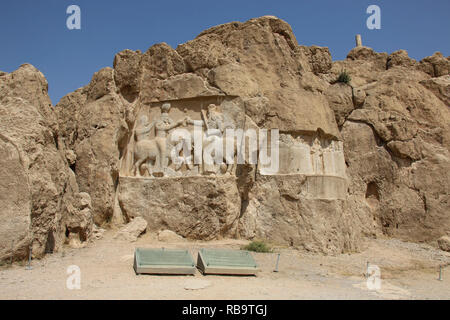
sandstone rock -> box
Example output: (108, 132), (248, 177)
(118, 176), (240, 240)
(65, 192), (93, 242)
(352, 87), (367, 108)
(207, 63), (259, 97)
(66, 233), (86, 249)
(347, 46), (388, 71)
(176, 33), (234, 71)
(330, 52), (384, 88)
(387, 50), (417, 69)
(437, 236), (450, 252)
(54, 87), (88, 150)
(52, 18), (342, 248)
(176, 15), (340, 137)
(114, 217), (147, 242)
(162, 73), (220, 99)
(91, 225), (106, 241)
(418, 52), (450, 77)
(158, 230), (186, 242)
(47, 16), (449, 255)
(243, 96), (270, 127)
(0, 65), (94, 262)
(0, 134), (31, 261)
(238, 174), (357, 254)
(4, 16), (449, 264)
(56, 68), (130, 226)
(142, 42), (186, 80)
(53, 17), (342, 257)
(325, 83), (354, 126)
(420, 75), (450, 106)
(299, 45), (332, 75)
(339, 59), (450, 243)
(65, 149), (77, 166)
(299, 72), (329, 93)
(0, 64), (56, 132)
(113, 49), (142, 102)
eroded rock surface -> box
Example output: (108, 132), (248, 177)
(114, 217), (147, 242)
(2, 16), (448, 260)
(335, 55), (450, 244)
(158, 230), (186, 242)
(0, 65), (94, 262)
(54, 16), (448, 254)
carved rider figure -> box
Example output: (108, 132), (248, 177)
(154, 103), (187, 174)
(135, 115), (154, 141)
(206, 104), (226, 135)
(202, 104), (236, 174)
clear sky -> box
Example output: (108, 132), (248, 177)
(1, 0), (449, 104)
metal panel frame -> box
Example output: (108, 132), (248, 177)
(134, 248), (196, 275)
(196, 249), (259, 276)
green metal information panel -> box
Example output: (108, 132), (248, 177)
(134, 248), (196, 275)
(197, 249), (259, 275)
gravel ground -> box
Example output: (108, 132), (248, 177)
(0, 231), (449, 300)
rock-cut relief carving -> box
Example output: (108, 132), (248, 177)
(260, 133), (346, 178)
(132, 103), (189, 177)
(128, 100), (240, 178)
(202, 104), (237, 175)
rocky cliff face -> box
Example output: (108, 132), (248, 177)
(0, 65), (93, 262)
(1, 16), (449, 261)
(331, 48), (450, 244)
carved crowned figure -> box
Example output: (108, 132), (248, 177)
(132, 103), (188, 177)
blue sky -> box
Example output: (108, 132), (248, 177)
(1, 0), (449, 104)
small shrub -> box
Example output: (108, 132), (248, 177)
(242, 240), (271, 253)
(336, 70), (351, 84)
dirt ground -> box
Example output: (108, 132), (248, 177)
(1, 231), (449, 300)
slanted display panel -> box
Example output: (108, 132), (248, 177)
(134, 248), (196, 275)
(197, 249), (258, 275)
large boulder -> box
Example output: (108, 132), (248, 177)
(418, 52), (450, 77)
(437, 236), (450, 252)
(118, 176), (240, 240)
(176, 16), (339, 137)
(114, 217), (147, 242)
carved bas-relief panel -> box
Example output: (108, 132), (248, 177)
(258, 133), (347, 200)
(238, 133), (350, 252)
(116, 96), (245, 236)
(119, 96), (245, 178)
(115, 95), (349, 244)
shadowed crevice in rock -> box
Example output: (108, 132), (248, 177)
(365, 181), (380, 208)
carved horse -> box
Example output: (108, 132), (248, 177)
(168, 132), (239, 175)
(202, 134), (238, 175)
(133, 139), (174, 177)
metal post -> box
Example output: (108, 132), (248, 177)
(10, 241), (14, 265)
(438, 265), (443, 281)
(273, 253), (280, 273)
